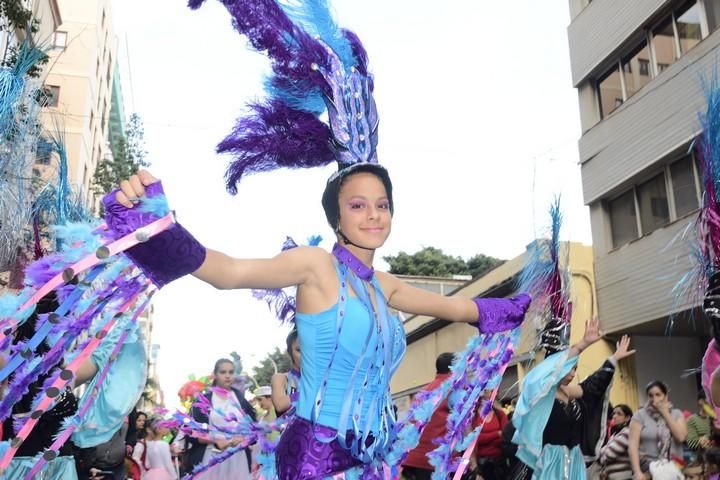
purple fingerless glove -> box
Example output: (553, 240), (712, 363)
(473, 293), (531, 334)
(102, 181), (206, 288)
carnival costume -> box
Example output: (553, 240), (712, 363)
(687, 80), (720, 424)
(510, 201), (614, 480)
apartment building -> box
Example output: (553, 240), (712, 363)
(567, 0), (720, 405)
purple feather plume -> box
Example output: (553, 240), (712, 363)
(223, 0), (329, 93)
(218, 100), (335, 194)
(187, 0), (206, 9)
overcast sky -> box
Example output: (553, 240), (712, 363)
(111, 0), (591, 409)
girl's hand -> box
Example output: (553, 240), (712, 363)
(115, 170), (158, 208)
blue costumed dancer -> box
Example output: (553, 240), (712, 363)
(509, 202), (634, 480)
(101, 0), (532, 477)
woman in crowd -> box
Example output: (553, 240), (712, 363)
(628, 381), (687, 480)
(184, 358), (257, 479)
(135, 412), (148, 440)
(597, 404), (634, 479)
(132, 417), (177, 480)
(270, 329), (301, 417)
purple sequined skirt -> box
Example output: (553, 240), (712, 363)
(275, 417), (363, 479)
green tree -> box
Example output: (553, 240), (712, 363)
(383, 247), (504, 278)
(92, 113), (150, 196)
(251, 347), (291, 387)
(0, 0), (48, 78)
(466, 254), (505, 278)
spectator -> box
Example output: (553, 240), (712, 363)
(683, 461), (704, 480)
(135, 412), (148, 440)
(628, 381), (687, 480)
(402, 352), (455, 480)
(75, 421), (130, 480)
(256, 386), (275, 423)
(597, 404), (633, 480)
(131, 417), (177, 479)
(472, 390), (508, 480)
(184, 358), (256, 479)
(687, 391), (713, 455)
(271, 329), (301, 416)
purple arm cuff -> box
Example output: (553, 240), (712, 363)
(102, 181), (206, 288)
(473, 293), (531, 334)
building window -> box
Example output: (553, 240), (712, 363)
(53, 31), (67, 49)
(608, 146), (703, 248)
(36, 149), (51, 165)
(44, 85), (60, 107)
(101, 102), (107, 134)
(89, 110), (94, 129)
(106, 57), (112, 86)
(101, 9), (106, 28)
(610, 190), (639, 247)
(637, 173), (670, 234)
(595, 0), (714, 121)
(706, 0), (720, 32)
(652, 18), (679, 72)
(32, 168), (41, 177)
(96, 58), (100, 78)
(670, 154), (700, 217)
(676, 0), (702, 54)
(623, 41), (652, 98)
(597, 64), (623, 118)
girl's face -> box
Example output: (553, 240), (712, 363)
(336, 173), (392, 249)
(647, 386), (667, 405)
(136, 414), (146, 430)
(215, 361), (234, 389)
(290, 338), (301, 369)
(612, 408), (629, 426)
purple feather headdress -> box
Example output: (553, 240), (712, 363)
(188, 0), (380, 194)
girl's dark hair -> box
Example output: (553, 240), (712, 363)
(286, 329), (298, 356)
(613, 404), (633, 419)
(645, 380), (668, 395)
(212, 358), (234, 386)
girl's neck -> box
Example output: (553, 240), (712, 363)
(336, 241), (375, 267)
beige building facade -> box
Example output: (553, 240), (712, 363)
(567, 0), (720, 408)
(39, 0), (119, 199)
(392, 242), (640, 414)
(30, 0), (164, 408)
